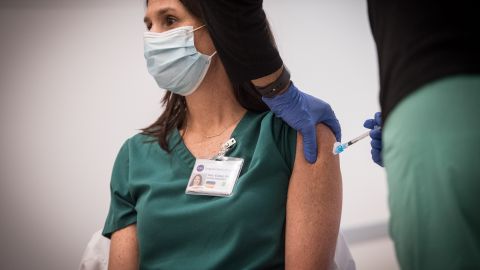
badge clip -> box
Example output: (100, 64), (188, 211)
(211, 138), (236, 160)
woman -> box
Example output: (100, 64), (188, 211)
(189, 174), (203, 187)
(102, 0), (342, 269)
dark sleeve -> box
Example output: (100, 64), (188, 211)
(199, 0), (283, 83)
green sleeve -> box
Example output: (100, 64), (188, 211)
(102, 139), (137, 239)
(270, 114), (297, 171)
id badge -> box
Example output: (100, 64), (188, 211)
(186, 157), (244, 197)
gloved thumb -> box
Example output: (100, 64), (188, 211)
(301, 124), (318, 164)
(374, 112), (382, 126)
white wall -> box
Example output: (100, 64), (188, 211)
(0, 0), (396, 269)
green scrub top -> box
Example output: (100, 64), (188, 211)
(102, 111), (297, 270)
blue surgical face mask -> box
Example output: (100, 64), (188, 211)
(144, 25), (217, 96)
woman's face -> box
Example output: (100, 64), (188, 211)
(193, 175), (201, 185)
(144, 0), (216, 56)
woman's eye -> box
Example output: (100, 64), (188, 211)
(166, 16), (177, 26)
(146, 23), (152, 30)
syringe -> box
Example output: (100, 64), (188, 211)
(332, 126), (381, 155)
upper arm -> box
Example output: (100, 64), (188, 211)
(285, 124), (342, 270)
(108, 224), (139, 270)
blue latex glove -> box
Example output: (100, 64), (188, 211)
(262, 83), (341, 163)
(363, 112), (383, 167)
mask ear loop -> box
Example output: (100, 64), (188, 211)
(192, 25), (206, 32)
(191, 25), (217, 57)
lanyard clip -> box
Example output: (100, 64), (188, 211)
(212, 138), (236, 160)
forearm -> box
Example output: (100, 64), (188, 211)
(108, 224), (139, 270)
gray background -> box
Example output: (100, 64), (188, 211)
(0, 0), (397, 269)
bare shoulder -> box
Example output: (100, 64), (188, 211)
(295, 123), (339, 169)
(314, 123), (337, 144)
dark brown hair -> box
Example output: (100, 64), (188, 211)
(141, 0), (270, 152)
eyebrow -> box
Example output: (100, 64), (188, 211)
(143, 7), (175, 24)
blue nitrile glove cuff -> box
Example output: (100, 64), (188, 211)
(363, 112), (384, 167)
(262, 83), (341, 163)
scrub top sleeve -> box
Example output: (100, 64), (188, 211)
(102, 139), (137, 239)
(199, 0), (283, 83)
(270, 114), (297, 171)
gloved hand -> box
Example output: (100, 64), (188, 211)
(363, 112), (383, 167)
(262, 83), (341, 163)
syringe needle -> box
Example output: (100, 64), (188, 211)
(332, 126), (381, 155)
(346, 130), (371, 146)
